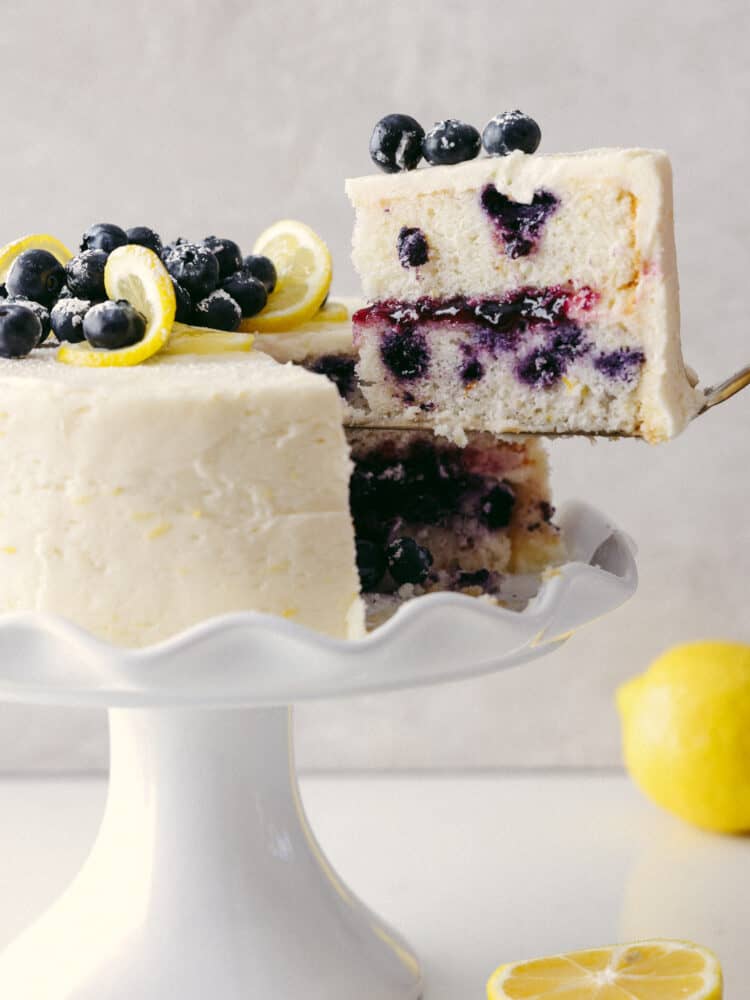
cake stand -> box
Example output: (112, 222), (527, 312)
(0, 501), (636, 1000)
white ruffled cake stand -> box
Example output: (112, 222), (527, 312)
(0, 501), (636, 1000)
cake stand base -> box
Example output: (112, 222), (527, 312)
(0, 707), (421, 1000)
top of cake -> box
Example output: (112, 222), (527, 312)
(347, 146), (669, 201)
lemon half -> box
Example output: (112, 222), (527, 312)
(57, 245), (176, 367)
(0, 233), (74, 283)
(240, 220), (332, 332)
(487, 940), (722, 1000)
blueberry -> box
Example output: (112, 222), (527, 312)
(380, 327), (430, 381)
(162, 242), (220, 300)
(482, 110), (541, 157)
(310, 354), (357, 398)
(594, 348), (646, 382)
(241, 254), (277, 294)
(50, 297), (92, 343)
(126, 226), (163, 254)
(171, 279), (192, 323)
(192, 290), (241, 331)
(551, 324), (589, 361)
(221, 270), (267, 318)
(160, 237), (188, 261)
(516, 347), (564, 388)
(4, 297), (50, 343)
(423, 119), (481, 166)
(460, 357), (484, 384)
(478, 483), (516, 530)
(56, 284), (72, 300)
(369, 113), (425, 173)
(480, 185), (559, 258)
(66, 250), (108, 300)
(83, 299), (146, 350)
(385, 536), (433, 586)
(397, 227), (429, 268)
(0, 302), (42, 357)
(202, 236), (242, 279)
(6, 250), (66, 307)
(80, 223), (128, 254)
(356, 539), (387, 592)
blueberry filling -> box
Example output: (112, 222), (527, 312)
(516, 347), (565, 388)
(380, 326), (431, 381)
(460, 357), (485, 384)
(594, 348), (646, 382)
(397, 227), (429, 268)
(354, 285), (589, 337)
(478, 484), (516, 530)
(480, 185), (559, 258)
(551, 323), (590, 361)
(310, 354), (357, 398)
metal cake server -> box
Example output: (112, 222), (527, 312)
(698, 364), (750, 417)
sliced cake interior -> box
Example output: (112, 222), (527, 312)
(256, 312), (564, 609)
(346, 149), (703, 443)
(347, 430), (562, 597)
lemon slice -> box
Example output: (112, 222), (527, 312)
(309, 299), (349, 324)
(0, 233), (74, 283)
(240, 220), (332, 333)
(163, 323), (255, 356)
(58, 246), (176, 367)
(487, 940), (722, 1000)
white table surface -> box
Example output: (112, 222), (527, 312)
(0, 773), (746, 998)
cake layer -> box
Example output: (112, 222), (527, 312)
(346, 149), (702, 441)
(0, 349), (364, 645)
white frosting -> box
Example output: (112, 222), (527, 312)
(0, 349), (364, 646)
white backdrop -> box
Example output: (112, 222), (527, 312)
(0, 0), (747, 769)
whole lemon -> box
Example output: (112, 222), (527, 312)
(617, 641), (750, 833)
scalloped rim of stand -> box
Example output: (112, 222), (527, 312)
(0, 501), (636, 707)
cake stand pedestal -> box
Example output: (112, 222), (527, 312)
(0, 502), (637, 1000)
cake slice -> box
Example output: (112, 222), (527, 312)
(346, 148), (703, 443)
